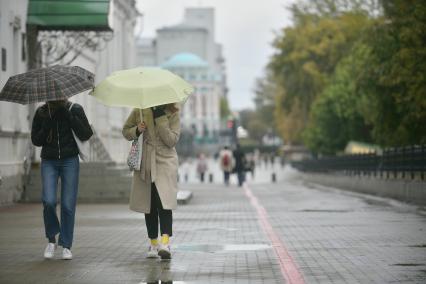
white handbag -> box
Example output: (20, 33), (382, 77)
(126, 110), (143, 171)
(69, 103), (90, 161)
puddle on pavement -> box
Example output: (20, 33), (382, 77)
(363, 199), (392, 207)
(408, 244), (426, 248)
(298, 209), (351, 213)
(392, 263), (425, 267)
(188, 226), (238, 232)
(174, 243), (271, 253)
(139, 280), (186, 284)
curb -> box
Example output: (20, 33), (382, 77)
(177, 190), (193, 205)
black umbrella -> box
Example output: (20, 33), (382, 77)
(0, 65), (94, 104)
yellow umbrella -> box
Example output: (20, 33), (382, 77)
(90, 67), (194, 108)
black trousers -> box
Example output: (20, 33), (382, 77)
(223, 171), (230, 185)
(145, 183), (173, 239)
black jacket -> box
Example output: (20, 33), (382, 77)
(31, 102), (93, 160)
(233, 148), (247, 172)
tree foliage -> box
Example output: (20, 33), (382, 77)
(267, 0), (426, 153)
(356, 0), (426, 146)
(270, 11), (371, 144)
(304, 43), (373, 154)
(240, 72), (278, 143)
(220, 97), (231, 120)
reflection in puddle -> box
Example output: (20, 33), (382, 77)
(174, 243), (271, 253)
(139, 280), (189, 284)
(137, 244), (270, 283)
(299, 209), (351, 213)
(138, 260), (174, 284)
(392, 263), (425, 266)
(188, 226), (238, 232)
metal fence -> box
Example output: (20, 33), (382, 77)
(292, 145), (426, 180)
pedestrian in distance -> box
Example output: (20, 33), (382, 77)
(247, 153), (256, 179)
(270, 153), (275, 167)
(233, 143), (247, 187)
(31, 99), (93, 260)
(122, 103), (180, 260)
(263, 154), (268, 168)
(196, 153), (208, 183)
(219, 146), (234, 185)
(280, 155), (286, 168)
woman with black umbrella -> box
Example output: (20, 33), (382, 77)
(31, 99), (92, 260)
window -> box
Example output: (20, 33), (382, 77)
(21, 33), (26, 61)
(1, 48), (6, 71)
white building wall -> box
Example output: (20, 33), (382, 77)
(0, 0), (29, 133)
(0, 0), (29, 205)
(0, 0), (138, 205)
(184, 8), (217, 70)
(136, 39), (156, 66)
(134, 7), (225, 154)
(156, 29), (208, 64)
(73, 0), (137, 163)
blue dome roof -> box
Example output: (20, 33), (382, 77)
(162, 53), (208, 68)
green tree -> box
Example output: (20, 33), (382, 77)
(304, 43), (373, 154)
(220, 97), (231, 120)
(357, 0), (426, 145)
(252, 73), (277, 132)
(270, 11), (372, 144)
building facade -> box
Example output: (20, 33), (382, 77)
(0, 0), (30, 205)
(162, 53), (221, 144)
(136, 7), (227, 152)
(69, 0), (139, 163)
(0, 0), (139, 205)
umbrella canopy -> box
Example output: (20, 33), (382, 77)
(0, 65), (94, 104)
(90, 67), (194, 109)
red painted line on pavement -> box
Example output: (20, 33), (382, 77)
(244, 184), (305, 284)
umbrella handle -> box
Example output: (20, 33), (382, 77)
(139, 109), (143, 122)
(48, 104), (52, 118)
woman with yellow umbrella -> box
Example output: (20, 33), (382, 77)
(91, 67), (193, 260)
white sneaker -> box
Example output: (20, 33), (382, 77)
(147, 244), (159, 258)
(44, 243), (56, 259)
(158, 243), (171, 260)
(62, 248), (72, 260)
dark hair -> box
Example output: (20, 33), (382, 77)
(166, 103), (179, 113)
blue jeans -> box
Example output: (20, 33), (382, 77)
(41, 156), (79, 248)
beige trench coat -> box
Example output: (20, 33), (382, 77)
(122, 107), (180, 213)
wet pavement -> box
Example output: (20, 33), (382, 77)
(0, 164), (425, 283)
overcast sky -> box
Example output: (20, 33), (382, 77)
(136, 0), (294, 110)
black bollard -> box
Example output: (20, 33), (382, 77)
(271, 172), (276, 183)
(209, 173), (214, 183)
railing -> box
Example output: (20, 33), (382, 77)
(87, 125), (113, 162)
(292, 145), (426, 180)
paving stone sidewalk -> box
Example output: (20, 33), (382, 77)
(249, 171), (426, 284)
(0, 166), (425, 283)
(0, 183), (282, 284)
